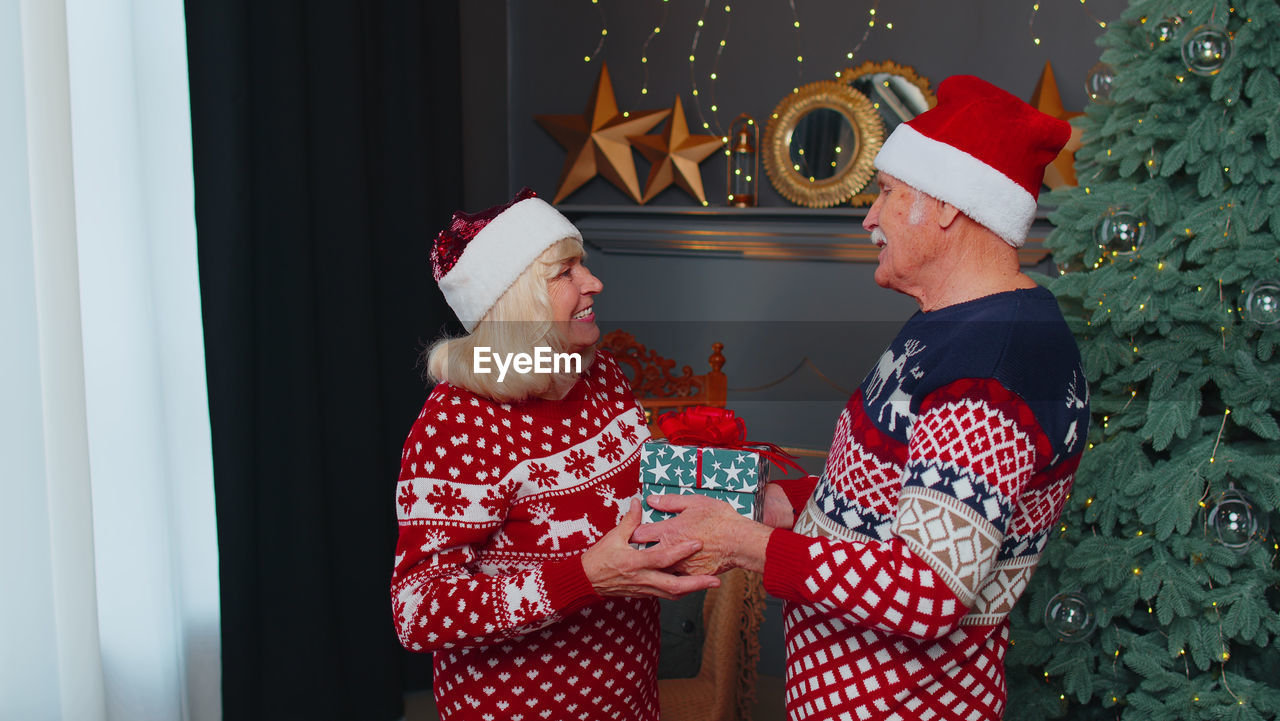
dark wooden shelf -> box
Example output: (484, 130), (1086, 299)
(558, 204), (1054, 265)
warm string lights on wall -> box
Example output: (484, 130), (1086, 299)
(583, 0), (608, 63)
(844, 2), (888, 65)
(638, 0), (672, 96)
(1028, 0), (1107, 46)
(786, 3), (897, 90)
(686, 0), (733, 134)
(787, 0), (803, 92)
(636, 1), (732, 134)
(608, 1), (897, 135)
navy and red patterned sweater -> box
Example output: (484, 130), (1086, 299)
(765, 286), (1090, 721)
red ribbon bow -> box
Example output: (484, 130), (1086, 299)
(656, 406), (803, 478)
(657, 406), (745, 446)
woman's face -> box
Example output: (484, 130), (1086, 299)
(548, 256), (604, 351)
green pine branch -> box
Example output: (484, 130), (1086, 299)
(1005, 1), (1280, 719)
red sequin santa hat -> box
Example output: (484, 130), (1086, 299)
(873, 75), (1071, 248)
(431, 188), (582, 331)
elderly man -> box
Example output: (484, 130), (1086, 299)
(634, 75), (1091, 721)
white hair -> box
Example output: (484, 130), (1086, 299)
(908, 185), (932, 225)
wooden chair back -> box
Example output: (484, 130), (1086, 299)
(598, 329), (727, 436)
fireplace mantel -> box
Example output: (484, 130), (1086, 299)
(559, 204), (1055, 265)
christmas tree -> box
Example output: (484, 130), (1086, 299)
(1004, 1), (1280, 720)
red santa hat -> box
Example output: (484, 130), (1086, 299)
(431, 188), (582, 331)
(873, 75), (1071, 248)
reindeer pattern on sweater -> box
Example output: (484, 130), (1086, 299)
(391, 352), (659, 721)
(767, 286), (1090, 721)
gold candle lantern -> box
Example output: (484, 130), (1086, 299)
(726, 114), (759, 207)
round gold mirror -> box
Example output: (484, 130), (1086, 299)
(841, 61), (937, 206)
(762, 80), (884, 208)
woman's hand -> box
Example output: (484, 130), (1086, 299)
(581, 504), (721, 600)
(629, 494), (773, 576)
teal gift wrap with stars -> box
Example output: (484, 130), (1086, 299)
(639, 440), (771, 525)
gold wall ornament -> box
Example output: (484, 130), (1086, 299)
(535, 62), (671, 204)
(840, 61), (936, 206)
(628, 95), (725, 205)
(1029, 61), (1085, 190)
(762, 80), (884, 208)
(841, 60), (936, 130)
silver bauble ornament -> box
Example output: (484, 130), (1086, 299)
(1085, 63), (1116, 103)
(1244, 279), (1280, 327)
(1094, 210), (1146, 255)
(1044, 591), (1097, 642)
(1181, 25), (1233, 76)
(1210, 489), (1269, 551)
(1153, 16), (1182, 43)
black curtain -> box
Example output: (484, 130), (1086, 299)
(185, 1), (462, 718)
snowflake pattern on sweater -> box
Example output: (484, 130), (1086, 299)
(766, 287), (1089, 721)
(391, 352), (658, 721)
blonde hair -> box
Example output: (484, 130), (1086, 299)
(426, 237), (594, 402)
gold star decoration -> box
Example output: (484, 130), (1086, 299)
(535, 62), (670, 204)
(1030, 61), (1085, 190)
(628, 95), (726, 205)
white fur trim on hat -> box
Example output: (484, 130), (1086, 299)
(875, 124), (1037, 248)
(439, 197), (582, 331)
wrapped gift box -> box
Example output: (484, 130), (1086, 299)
(639, 440), (770, 525)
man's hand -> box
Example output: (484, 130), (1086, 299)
(761, 483), (796, 529)
(629, 494), (774, 575)
(581, 505), (721, 600)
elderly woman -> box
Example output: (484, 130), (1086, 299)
(390, 188), (716, 721)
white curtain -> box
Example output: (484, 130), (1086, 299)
(0, 0), (220, 719)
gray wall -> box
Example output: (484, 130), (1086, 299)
(581, 244), (918, 459)
(460, 0), (1126, 453)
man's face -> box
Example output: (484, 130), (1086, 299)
(861, 172), (942, 302)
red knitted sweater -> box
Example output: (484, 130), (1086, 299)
(391, 352), (658, 721)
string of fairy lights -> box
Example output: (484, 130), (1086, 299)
(844, 2), (887, 66)
(788, 0), (803, 93)
(685, 0), (733, 134)
(583, 0), (895, 139)
(1028, 0), (1107, 46)
(637, 0), (671, 97)
(584, 0), (1124, 137)
(584, 0), (607, 63)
